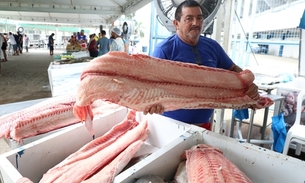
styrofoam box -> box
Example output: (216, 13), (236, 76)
(47, 62), (89, 97)
(1, 108), (305, 183)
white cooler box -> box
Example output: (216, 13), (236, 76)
(47, 62), (89, 97)
(1, 109), (305, 183)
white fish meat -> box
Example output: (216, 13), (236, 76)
(174, 161), (188, 183)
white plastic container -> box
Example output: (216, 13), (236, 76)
(47, 62), (88, 97)
(0, 109), (190, 183)
(1, 110), (305, 183)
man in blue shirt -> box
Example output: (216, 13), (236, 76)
(97, 30), (109, 56)
(77, 29), (87, 44)
(147, 0), (259, 130)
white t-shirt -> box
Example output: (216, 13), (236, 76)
(8, 35), (16, 45)
(110, 38), (124, 52)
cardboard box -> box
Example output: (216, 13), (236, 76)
(1, 110), (305, 183)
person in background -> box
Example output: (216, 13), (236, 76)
(147, 0), (259, 130)
(68, 35), (78, 46)
(109, 27), (124, 52)
(48, 33), (55, 56)
(88, 34), (98, 57)
(13, 32), (20, 55)
(93, 33), (99, 42)
(77, 30), (87, 44)
(97, 30), (109, 56)
(8, 32), (17, 55)
(120, 33), (129, 53)
(1, 33), (8, 61)
(23, 34), (29, 53)
(18, 32), (23, 54)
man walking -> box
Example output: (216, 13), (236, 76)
(48, 33), (55, 56)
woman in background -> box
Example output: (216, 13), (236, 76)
(88, 34), (98, 57)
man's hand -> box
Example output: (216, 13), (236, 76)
(143, 104), (165, 115)
(246, 83), (260, 100)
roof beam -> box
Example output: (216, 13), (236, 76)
(0, 15), (109, 26)
(0, 2), (122, 15)
(123, 0), (152, 14)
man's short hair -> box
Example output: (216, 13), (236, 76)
(101, 30), (106, 35)
(175, 0), (204, 21)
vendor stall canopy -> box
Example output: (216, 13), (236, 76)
(0, 0), (152, 27)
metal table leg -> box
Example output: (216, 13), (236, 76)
(247, 109), (256, 143)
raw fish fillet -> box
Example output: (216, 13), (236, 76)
(56, 110), (138, 167)
(182, 144), (252, 183)
(73, 52), (273, 126)
(39, 112), (148, 183)
(0, 94), (121, 142)
(82, 139), (146, 183)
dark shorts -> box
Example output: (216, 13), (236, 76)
(12, 44), (17, 51)
(90, 50), (98, 57)
(49, 45), (54, 51)
(1, 43), (7, 50)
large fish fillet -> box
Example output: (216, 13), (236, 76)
(73, 52), (273, 125)
(182, 144), (252, 183)
(82, 139), (146, 183)
(39, 115), (148, 183)
(56, 110), (138, 167)
(0, 94), (121, 142)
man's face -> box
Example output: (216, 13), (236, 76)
(174, 6), (204, 43)
(81, 31), (84, 35)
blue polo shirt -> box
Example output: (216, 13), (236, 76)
(152, 34), (234, 124)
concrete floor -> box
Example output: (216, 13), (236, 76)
(0, 50), (300, 155)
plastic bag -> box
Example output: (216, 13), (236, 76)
(233, 108), (249, 121)
(271, 113), (287, 153)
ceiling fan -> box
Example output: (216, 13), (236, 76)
(154, 0), (221, 35)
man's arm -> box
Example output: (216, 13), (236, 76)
(229, 63), (260, 100)
(229, 63), (243, 73)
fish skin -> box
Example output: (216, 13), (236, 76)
(73, 51), (273, 123)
